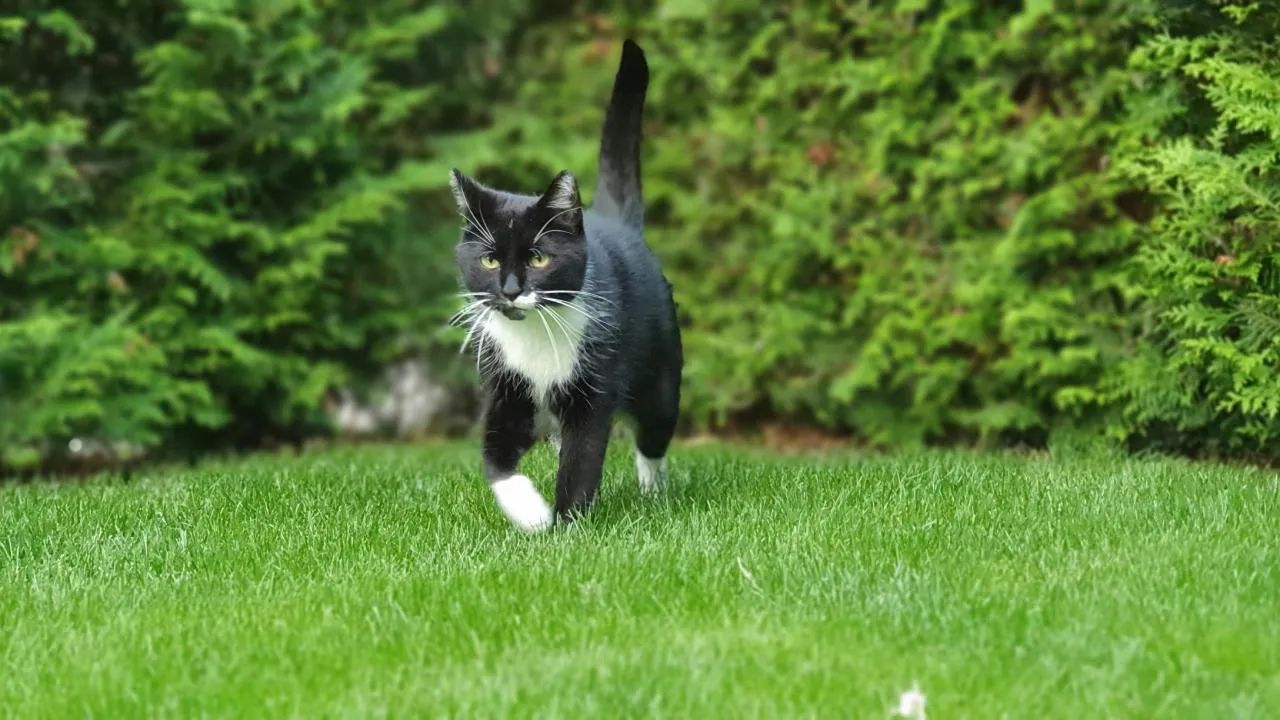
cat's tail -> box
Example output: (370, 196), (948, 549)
(594, 38), (648, 230)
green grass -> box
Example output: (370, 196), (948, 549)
(2, 441), (1278, 718)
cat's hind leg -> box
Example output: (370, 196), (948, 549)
(631, 361), (680, 495)
(634, 448), (668, 495)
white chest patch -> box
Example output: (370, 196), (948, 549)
(482, 302), (589, 403)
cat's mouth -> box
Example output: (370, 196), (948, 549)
(497, 305), (527, 321)
(495, 292), (537, 321)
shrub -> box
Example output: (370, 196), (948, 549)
(0, 1), (501, 470)
(450, 1), (1154, 448)
(8, 0), (1280, 468)
(1105, 0), (1280, 459)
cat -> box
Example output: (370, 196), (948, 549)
(447, 39), (682, 532)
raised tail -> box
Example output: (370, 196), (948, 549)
(593, 38), (649, 229)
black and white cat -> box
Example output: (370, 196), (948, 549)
(448, 40), (682, 532)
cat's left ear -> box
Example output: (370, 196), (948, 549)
(537, 170), (584, 231)
(448, 168), (481, 216)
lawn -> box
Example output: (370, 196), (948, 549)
(2, 440), (1278, 718)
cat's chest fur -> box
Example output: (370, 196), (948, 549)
(482, 306), (590, 404)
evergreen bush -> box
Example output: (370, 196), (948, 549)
(450, 1), (1153, 448)
(0, 1), (500, 470)
(1106, 0), (1280, 460)
(6, 0), (1280, 468)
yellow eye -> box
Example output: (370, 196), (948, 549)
(529, 253), (550, 269)
(479, 255), (499, 270)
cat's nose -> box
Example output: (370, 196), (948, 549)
(501, 274), (522, 301)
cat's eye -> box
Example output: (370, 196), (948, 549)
(529, 253), (550, 269)
(479, 255), (499, 270)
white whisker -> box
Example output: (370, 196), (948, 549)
(448, 301), (487, 327)
(531, 206), (582, 248)
(534, 308), (562, 374)
(538, 295), (618, 331)
(542, 304), (577, 346)
(462, 208), (492, 243)
(459, 307), (489, 354)
(475, 204), (498, 248)
(453, 188), (498, 249)
(543, 289), (617, 306)
(447, 308), (472, 327)
(540, 307), (605, 397)
(474, 327), (498, 375)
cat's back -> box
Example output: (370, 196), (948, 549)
(581, 208), (677, 376)
(583, 210), (667, 290)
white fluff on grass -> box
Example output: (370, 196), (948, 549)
(893, 683), (926, 719)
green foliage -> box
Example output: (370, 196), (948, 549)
(0, 1), (497, 469)
(452, 1), (1153, 448)
(1105, 0), (1280, 458)
(7, 0), (1280, 466)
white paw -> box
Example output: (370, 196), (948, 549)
(491, 475), (554, 532)
(635, 453), (667, 495)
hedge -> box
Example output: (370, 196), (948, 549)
(450, 0), (1154, 449)
(0, 0), (508, 469)
(1105, 0), (1280, 459)
(3, 0), (1279, 470)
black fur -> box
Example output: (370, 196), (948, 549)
(449, 39), (682, 525)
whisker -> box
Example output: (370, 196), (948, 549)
(539, 296), (618, 330)
(534, 309), (562, 373)
(475, 204), (498, 249)
(458, 307), (489, 354)
(448, 301), (481, 320)
(531, 206), (582, 248)
(542, 289), (617, 306)
(536, 304), (604, 396)
(550, 320), (595, 392)
(453, 189), (498, 247)
(449, 300), (491, 329)
(462, 201), (492, 240)
(542, 304), (578, 344)
(554, 290), (616, 303)
(461, 212), (493, 245)
(474, 329), (500, 376)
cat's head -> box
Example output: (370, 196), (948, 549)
(449, 169), (586, 321)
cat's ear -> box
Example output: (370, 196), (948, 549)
(448, 168), (480, 216)
(536, 170), (584, 233)
(538, 170), (582, 214)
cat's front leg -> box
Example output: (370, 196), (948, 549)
(552, 400), (614, 523)
(482, 379), (552, 532)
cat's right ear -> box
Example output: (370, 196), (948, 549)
(448, 169), (478, 215)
